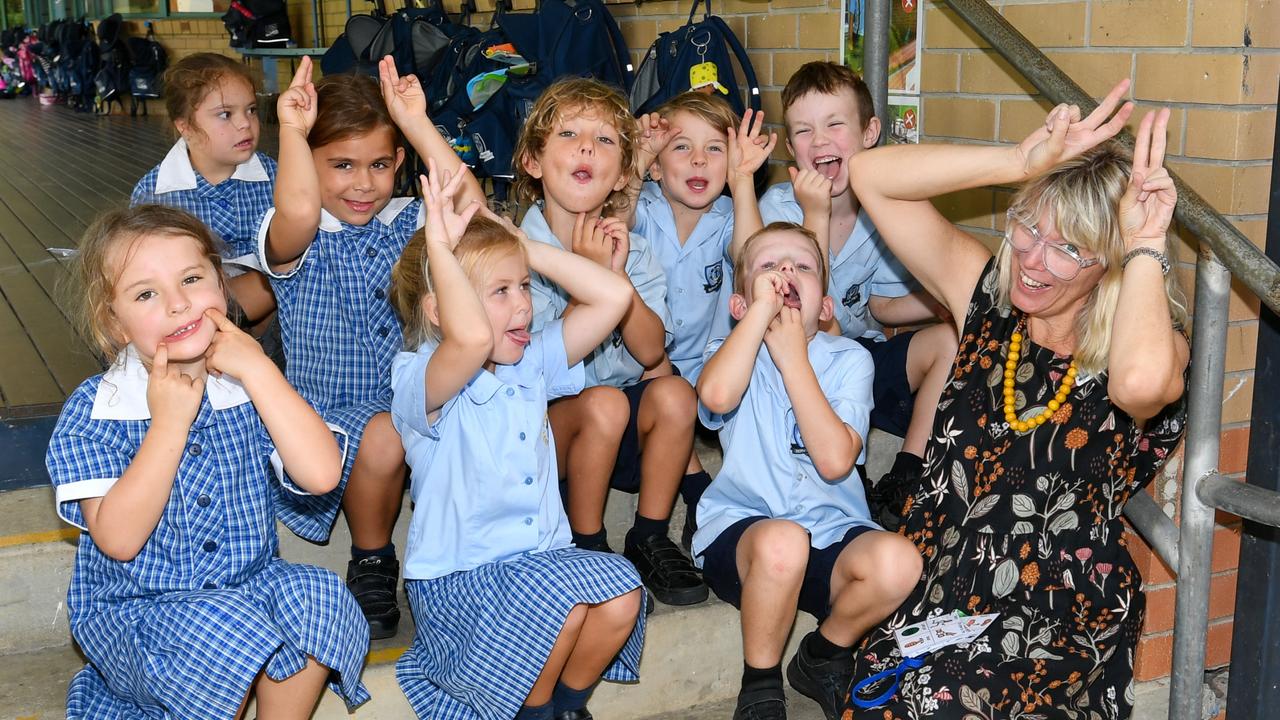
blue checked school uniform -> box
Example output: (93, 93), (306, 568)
(633, 181), (735, 383)
(691, 332), (879, 563)
(758, 182), (915, 341)
(522, 204), (673, 389)
(390, 320), (646, 719)
(45, 347), (370, 719)
(132, 139), (276, 272)
(257, 197), (423, 525)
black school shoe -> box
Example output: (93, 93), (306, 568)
(623, 533), (709, 606)
(786, 635), (855, 720)
(553, 710), (593, 720)
(733, 687), (787, 720)
(346, 556), (401, 640)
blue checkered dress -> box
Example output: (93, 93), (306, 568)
(45, 370), (371, 718)
(258, 198), (423, 522)
(132, 142), (277, 266)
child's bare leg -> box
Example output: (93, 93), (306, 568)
(250, 656), (330, 720)
(525, 604), (588, 706)
(821, 531), (921, 645)
(902, 323), (957, 457)
(736, 520), (808, 667)
(634, 376), (696, 521)
(550, 387), (628, 541)
(342, 413), (407, 550)
(558, 589), (643, 690)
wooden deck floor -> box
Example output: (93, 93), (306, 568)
(0, 97), (277, 418)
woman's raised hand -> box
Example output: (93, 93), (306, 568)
(1119, 108), (1176, 250)
(1017, 79), (1134, 178)
(277, 55), (317, 136)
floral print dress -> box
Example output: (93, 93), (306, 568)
(844, 259), (1187, 720)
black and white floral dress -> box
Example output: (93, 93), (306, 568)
(844, 259), (1186, 720)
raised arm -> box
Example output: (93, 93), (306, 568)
(726, 109), (777, 260)
(203, 308), (341, 494)
(522, 214), (633, 366)
(622, 112), (678, 229)
(1107, 108), (1188, 422)
(697, 271), (783, 414)
(847, 80), (1135, 330)
(266, 56), (321, 268)
(790, 167), (832, 262)
(379, 57), (485, 211)
(80, 345), (204, 562)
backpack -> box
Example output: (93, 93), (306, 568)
(126, 23), (167, 115)
(93, 13), (128, 113)
(629, 0), (760, 117)
(320, 2), (450, 81)
(222, 0), (292, 49)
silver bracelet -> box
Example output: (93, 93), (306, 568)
(1122, 247), (1171, 276)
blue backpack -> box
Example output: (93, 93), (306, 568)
(629, 0), (760, 117)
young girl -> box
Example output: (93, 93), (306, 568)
(45, 205), (369, 718)
(513, 78), (706, 608)
(389, 163), (645, 719)
(131, 52), (277, 325)
(260, 55), (484, 639)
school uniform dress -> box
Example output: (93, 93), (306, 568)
(522, 204), (673, 389)
(758, 182), (914, 342)
(256, 197), (423, 528)
(45, 347), (370, 719)
(633, 181), (735, 383)
(390, 320), (646, 720)
(132, 139), (277, 273)
(692, 332), (878, 560)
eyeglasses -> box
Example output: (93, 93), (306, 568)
(1004, 210), (1100, 281)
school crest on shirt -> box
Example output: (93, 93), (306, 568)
(702, 262), (723, 294)
(786, 408), (808, 456)
(842, 283), (862, 308)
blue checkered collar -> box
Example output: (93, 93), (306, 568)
(91, 345), (252, 421)
(153, 138), (270, 195)
(316, 197), (418, 234)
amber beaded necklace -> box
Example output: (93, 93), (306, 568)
(1003, 317), (1076, 434)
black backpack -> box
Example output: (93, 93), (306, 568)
(222, 0), (292, 49)
(93, 13), (128, 114)
(126, 23), (167, 115)
(630, 0), (760, 117)
(320, 2), (451, 81)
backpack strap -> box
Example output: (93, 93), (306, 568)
(708, 14), (760, 111)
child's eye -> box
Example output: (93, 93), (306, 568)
(135, 290), (155, 302)
(672, 143), (690, 152)
(182, 274), (202, 285)
(520, 281), (532, 292)
(216, 111), (230, 120)
(798, 263), (814, 272)
(760, 261), (777, 270)
(794, 128), (811, 135)
(708, 144), (726, 153)
(372, 161), (390, 170)
(247, 106), (258, 116)
(829, 121), (845, 127)
(334, 161), (352, 170)
(558, 130), (575, 138)
(597, 135), (615, 145)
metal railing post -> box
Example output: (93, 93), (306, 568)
(862, 0), (890, 144)
(1170, 247), (1231, 720)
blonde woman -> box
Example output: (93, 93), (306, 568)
(842, 80), (1189, 718)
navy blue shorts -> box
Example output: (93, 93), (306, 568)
(700, 517), (876, 621)
(856, 331), (916, 437)
(608, 378), (656, 493)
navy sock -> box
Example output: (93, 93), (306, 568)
(572, 528), (609, 552)
(351, 542), (395, 560)
(679, 470), (713, 510)
(889, 451), (923, 479)
(626, 512), (670, 549)
(515, 701), (554, 720)
(804, 629), (850, 661)
(552, 680), (595, 715)
(741, 661), (783, 694)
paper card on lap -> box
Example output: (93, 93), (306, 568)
(957, 613), (998, 643)
(894, 621), (934, 658)
(894, 612), (1000, 658)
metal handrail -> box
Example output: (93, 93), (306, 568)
(940, 0), (1280, 317)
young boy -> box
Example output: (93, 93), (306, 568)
(628, 92), (778, 545)
(697, 222), (921, 720)
(514, 78), (708, 608)
(753, 61), (956, 530)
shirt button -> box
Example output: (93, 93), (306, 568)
(196, 494), (211, 507)
(676, 319), (684, 327)
(202, 540), (218, 553)
(524, 476), (533, 485)
(202, 581), (217, 589)
(374, 288), (386, 300)
(365, 247), (377, 258)
(506, 388), (515, 397)
(188, 443), (202, 456)
(524, 517), (533, 525)
(378, 327), (390, 337)
(677, 288), (685, 294)
(519, 432), (527, 440)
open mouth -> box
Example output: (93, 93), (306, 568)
(572, 166), (593, 183)
(506, 328), (531, 347)
(166, 318), (202, 341)
(1019, 271), (1051, 291)
(344, 199), (375, 214)
(781, 282), (802, 309)
(686, 177), (709, 193)
(234, 138), (254, 150)
(813, 155), (842, 181)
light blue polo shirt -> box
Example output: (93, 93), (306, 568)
(523, 204), (673, 389)
(758, 182), (915, 341)
(691, 331), (878, 563)
(392, 320), (583, 581)
(633, 181), (735, 383)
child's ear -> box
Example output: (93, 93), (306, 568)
(520, 151), (544, 180)
(647, 160), (663, 182)
(394, 146), (406, 173)
(729, 292), (749, 321)
(421, 293), (440, 329)
(819, 295), (835, 323)
(784, 134), (795, 159)
(174, 117), (192, 139)
(861, 117), (882, 150)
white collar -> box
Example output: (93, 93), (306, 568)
(153, 138), (271, 194)
(90, 345), (252, 421)
(317, 197), (417, 234)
